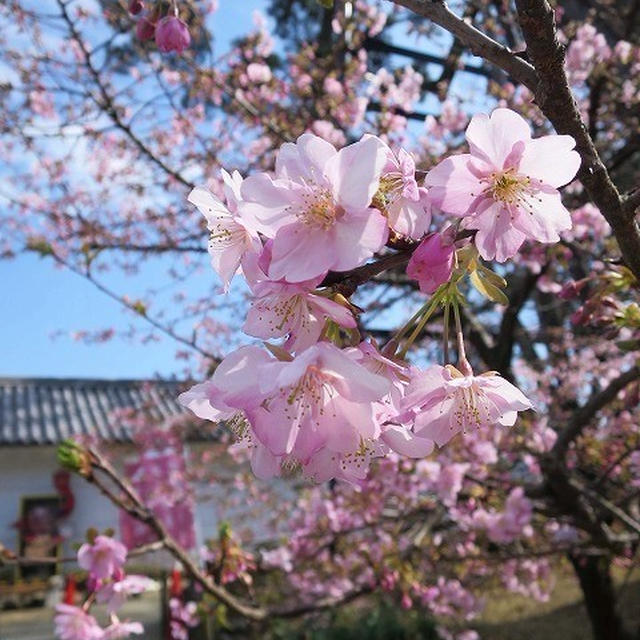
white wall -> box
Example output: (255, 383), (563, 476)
(0, 446), (119, 562)
(0, 444), (299, 574)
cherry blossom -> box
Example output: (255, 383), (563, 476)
(243, 276), (356, 352)
(375, 142), (431, 239)
(240, 134), (389, 282)
(77, 535), (127, 581)
(101, 620), (144, 639)
(53, 605), (103, 640)
(403, 364), (533, 447)
(96, 575), (155, 614)
(188, 170), (261, 291)
(155, 16), (191, 54)
(406, 232), (455, 293)
(425, 108), (581, 262)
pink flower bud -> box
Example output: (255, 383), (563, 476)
(155, 16), (191, 53)
(128, 0), (144, 15)
(86, 576), (101, 593)
(406, 233), (454, 294)
(559, 280), (579, 300)
(135, 17), (156, 41)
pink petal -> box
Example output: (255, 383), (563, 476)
(268, 223), (333, 282)
(518, 135), (581, 188)
(325, 136), (387, 211)
(276, 133), (336, 181)
(328, 210), (389, 272)
(381, 424), (434, 457)
(240, 174), (298, 235)
(425, 154), (485, 215)
(308, 294), (357, 328)
(465, 108), (531, 168)
(465, 202), (527, 262)
(250, 444), (281, 480)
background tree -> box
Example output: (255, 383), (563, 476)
(1, 1), (640, 639)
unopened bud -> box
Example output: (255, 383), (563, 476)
(57, 439), (91, 477)
(128, 0), (144, 15)
(155, 16), (191, 53)
(135, 17), (155, 42)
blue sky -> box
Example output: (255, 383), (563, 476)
(0, 0), (269, 380)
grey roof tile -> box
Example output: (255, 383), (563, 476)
(0, 377), (191, 445)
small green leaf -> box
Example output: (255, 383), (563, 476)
(616, 339), (640, 352)
(216, 604), (230, 629)
(477, 264), (508, 289)
(470, 270), (509, 305)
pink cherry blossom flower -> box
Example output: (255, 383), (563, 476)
(155, 16), (191, 53)
(96, 575), (154, 613)
(169, 598), (199, 640)
(345, 342), (434, 457)
(128, 0), (144, 15)
(425, 108), (580, 262)
(377, 143), (431, 239)
(102, 620), (144, 639)
(77, 535), (127, 581)
(188, 170), (261, 291)
(243, 276), (356, 352)
(54, 604), (103, 640)
(406, 232), (455, 293)
(240, 133), (389, 282)
(403, 364), (533, 447)
(260, 546), (294, 572)
(246, 62), (272, 83)
(247, 342), (391, 470)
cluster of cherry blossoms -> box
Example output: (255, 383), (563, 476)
(54, 535), (152, 640)
(180, 108), (580, 483)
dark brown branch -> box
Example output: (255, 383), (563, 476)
(514, 0), (640, 280)
(320, 249), (415, 296)
(388, 0), (538, 90)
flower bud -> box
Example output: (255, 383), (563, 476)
(155, 16), (191, 53)
(128, 0), (144, 15)
(559, 280), (579, 300)
(135, 17), (156, 41)
(57, 439), (91, 477)
(406, 233), (454, 294)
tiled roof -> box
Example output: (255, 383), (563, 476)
(0, 377), (190, 445)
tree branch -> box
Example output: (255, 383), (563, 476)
(56, 0), (194, 189)
(553, 366), (640, 459)
(514, 0), (640, 280)
(388, 0), (538, 90)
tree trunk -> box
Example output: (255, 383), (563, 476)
(568, 553), (631, 640)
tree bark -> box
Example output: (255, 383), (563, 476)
(568, 553), (631, 640)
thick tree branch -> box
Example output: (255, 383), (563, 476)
(387, 0), (538, 90)
(514, 0), (640, 280)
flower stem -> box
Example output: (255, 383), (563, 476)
(398, 292), (443, 359)
(443, 300), (450, 364)
(452, 300), (472, 376)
